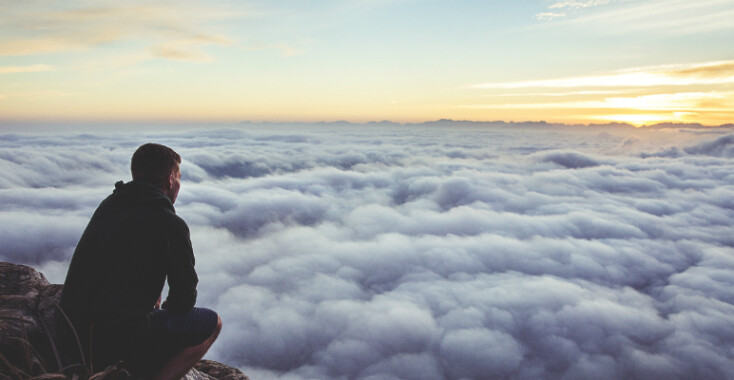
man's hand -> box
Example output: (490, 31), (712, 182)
(155, 294), (162, 309)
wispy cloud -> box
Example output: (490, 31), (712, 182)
(535, 12), (567, 21)
(0, 4), (232, 61)
(539, 0), (734, 34)
(600, 92), (734, 111)
(473, 60), (734, 89)
(0, 64), (53, 74)
(461, 91), (734, 125)
(468, 60), (734, 124)
(239, 40), (306, 57)
(463, 91), (734, 111)
(149, 33), (231, 62)
(549, 0), (613, 9)
(672, 60), (734, 78)
(589, 0), (734, 34)
(150, 45), (213, 62)
(482, 90), (633, 98)
(536, 0), (613, 20)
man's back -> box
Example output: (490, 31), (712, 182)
(59, 180), (198, 371)
(59, 143), (220, 379)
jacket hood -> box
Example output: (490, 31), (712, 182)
(112, 180), (175, 212)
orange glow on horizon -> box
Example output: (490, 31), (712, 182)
(590, 114), (680, 127)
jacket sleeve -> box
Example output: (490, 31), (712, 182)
(162, 215), (198, 313)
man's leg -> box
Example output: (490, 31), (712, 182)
(153, 315), (222, 380)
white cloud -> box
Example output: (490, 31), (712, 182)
(468, 61), (734, 124)
(576, 0), (734, 34)
(2, 123), (734, 379)
(535, 12), (567, 21)
(536, 0), (734, 35)
(0, 2), (232, 60)
(535, 0), (613, 21)
(473, 60), (734, 89)
(549, 0), (613, 10)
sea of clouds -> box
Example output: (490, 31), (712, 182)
(1, 122), (734, 379)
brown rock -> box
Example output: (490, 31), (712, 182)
(0, 262), (249, 380)
(195, 360), (250, 380)
(0, 262), (50, 295)
(184, 367), (217, 380)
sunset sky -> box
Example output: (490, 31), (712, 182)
(1, 0), (733, 126)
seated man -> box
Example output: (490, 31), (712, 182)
(59, 143), (222, 379)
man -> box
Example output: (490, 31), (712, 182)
(59, 143), (222, 379)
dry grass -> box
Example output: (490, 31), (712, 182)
(0, 305), (130, 380)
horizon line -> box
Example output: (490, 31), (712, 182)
(1, 117), (734, 130)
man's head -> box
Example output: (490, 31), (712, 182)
(131, 143), (182, 203)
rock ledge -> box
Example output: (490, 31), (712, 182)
(0, 262), (249, 380)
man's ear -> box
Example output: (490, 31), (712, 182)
(167, 172), (174, 190)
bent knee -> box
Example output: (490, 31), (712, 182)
(207, 314), (222, 343)
(197, 317), (221, 350)
(214, 315), (222, 335)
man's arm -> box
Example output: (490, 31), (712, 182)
(162, 216), (198, 313)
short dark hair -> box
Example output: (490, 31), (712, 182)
(131, 143), (181, 188)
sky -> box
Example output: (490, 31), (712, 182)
(2, 124), (734, 379)
(1, 0), (734, 126)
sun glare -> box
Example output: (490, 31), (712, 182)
(591, 114), (677, 127)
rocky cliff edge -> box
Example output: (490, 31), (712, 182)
(0, 262), (248, 380)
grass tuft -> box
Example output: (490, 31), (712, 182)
(0, 302), (131, 380)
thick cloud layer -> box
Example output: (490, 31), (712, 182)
(2, 124), (734, 379)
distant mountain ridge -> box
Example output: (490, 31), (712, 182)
(239, 119), (734, 129)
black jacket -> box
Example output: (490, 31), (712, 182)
(59, 180), (198, 363)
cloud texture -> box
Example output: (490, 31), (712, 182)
(2, 123), (734, 379)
